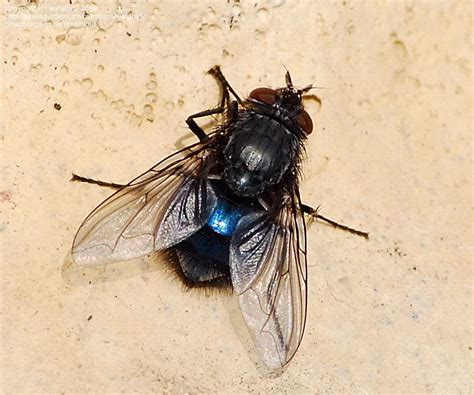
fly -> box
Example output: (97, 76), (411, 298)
(70, 66), (368, 371)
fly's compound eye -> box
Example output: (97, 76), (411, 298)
(248, 87), (277, 105)
(296, 110), (313, 134)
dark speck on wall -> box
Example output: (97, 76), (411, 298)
(54, 103), (61, 111)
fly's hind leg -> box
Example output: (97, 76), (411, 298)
(70, 173), (124, 190)
(186, 66), (240, 143)
(301, 204), (369, 239)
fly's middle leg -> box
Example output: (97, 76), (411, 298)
(301, 204), (369, 239)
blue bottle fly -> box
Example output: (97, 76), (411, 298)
(71, 66), (368, 370)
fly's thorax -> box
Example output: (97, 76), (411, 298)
(223, 113), (299, 197)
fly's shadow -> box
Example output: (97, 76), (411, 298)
(62, 252), (159, 286)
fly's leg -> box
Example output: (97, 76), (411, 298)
(208, 65), (243, 104)
(70, 173), (124, 190)
(186, 65), (240, 143)
(301, 204), (369, 239)
(72, 67), (241, 188)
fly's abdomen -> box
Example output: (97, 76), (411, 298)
(207, 199), (244, 237)
(169, 226), (231, 285)
(167, 197), (246, 287)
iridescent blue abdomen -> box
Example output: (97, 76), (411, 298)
(207, 199), (244, 237)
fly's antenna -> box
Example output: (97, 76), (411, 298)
(298, 84), (313, 94)
(285, 70), (294, 89)
(300, 85), (325, 94)
(279, 62), (294, 89)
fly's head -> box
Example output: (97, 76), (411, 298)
(246, 71), (314, 137)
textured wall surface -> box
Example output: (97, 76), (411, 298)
(1, 1), (472, 393)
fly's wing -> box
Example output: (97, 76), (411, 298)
(72, 140), (217, 266)
(229, 191), (308, 370)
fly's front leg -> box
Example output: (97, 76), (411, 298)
(301, 203), (369, 239)
(186, 66), (241, 142)
(208, 65), (243, 105)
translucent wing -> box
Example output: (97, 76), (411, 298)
(72, 140), (217, 266)
(229, 191), (308, 370)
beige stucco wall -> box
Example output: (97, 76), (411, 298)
(1, 1), (472, 393)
